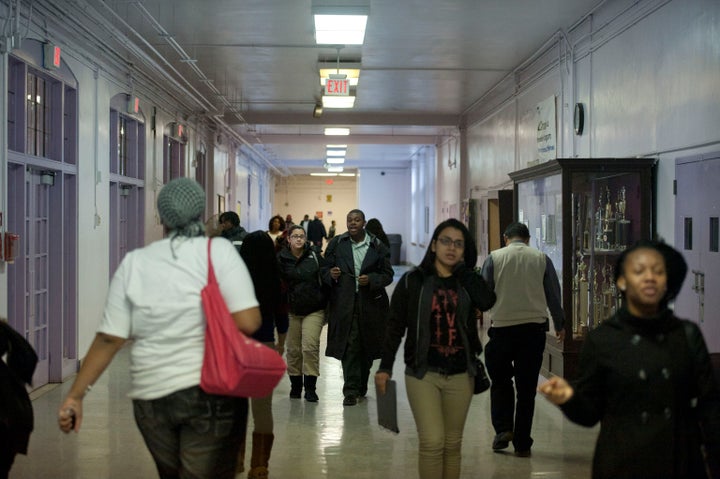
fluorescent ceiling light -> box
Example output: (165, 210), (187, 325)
(327, 166), (344, 172)
(320, 68), (360, 86)
(326, 157), (345, 164)
(326, 144), (347, 148)
(313, 8), (368, 45)
(326, 148), (346, 157)
(339, 173), (356, 177)
(322, 95), (356, 109)
(310, 172), (338, 176)
(324, 127), (350, 136)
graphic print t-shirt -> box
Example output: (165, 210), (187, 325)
(426, 276), (466, 373)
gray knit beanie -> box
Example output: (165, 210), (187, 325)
(157, 178), (205, 231)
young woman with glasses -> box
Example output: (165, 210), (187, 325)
(277, 225), (328, 402)
(375, 218), (496, 479)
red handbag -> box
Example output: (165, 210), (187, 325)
(200, 239), (286, 398)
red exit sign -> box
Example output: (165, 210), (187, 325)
(43, 43), (61, 70)
(325, 78), (349, 96)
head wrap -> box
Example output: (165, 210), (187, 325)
(157, 179), (206, 256)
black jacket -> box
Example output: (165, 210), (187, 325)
(322, 232), (393, 360)
(0, 321), (38, 455)
(560, 307), (720, 479)
(378, 266), (495, 379)
(221, 225), (248, 253)
(307, 219), (327, 245)
(278, 243), (327, 316)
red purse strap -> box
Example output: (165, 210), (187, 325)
(206, 238), (218, 285)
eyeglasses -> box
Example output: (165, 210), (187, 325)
(290, 235), (306, 240)
(437, 236), (464, 249)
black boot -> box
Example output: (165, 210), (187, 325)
(304, 375), (319, 402)
(289, 375), (303, 399)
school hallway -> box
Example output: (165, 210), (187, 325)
(11, 267), (598, 479)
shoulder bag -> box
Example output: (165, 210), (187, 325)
(474, 358), (491, 394)
(200, 239), (286, 398)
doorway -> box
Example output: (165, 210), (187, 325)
(6, 164), (77, 386)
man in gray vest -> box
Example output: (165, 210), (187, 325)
(480, 222), (564, 457)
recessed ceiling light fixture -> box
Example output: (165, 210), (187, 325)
(311, 172), (338, 177)
(313, 6), (369, 45)
(327, 166), (344, 173)
(326, 157), (345, 164)
(324, 127), (350, 136)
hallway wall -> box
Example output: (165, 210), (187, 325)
(454, 0), (720, 252)
(358, 167), (411, 263)
(273, 175), (358, 236)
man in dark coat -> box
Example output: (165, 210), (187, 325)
(307, 216), (327, 249)
(219, 211), (248, 253)
(322, 209), (393, 406)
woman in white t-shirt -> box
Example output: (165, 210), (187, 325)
(58, 178), (261, 479)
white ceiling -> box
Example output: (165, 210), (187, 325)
(103, 0), (602, 176)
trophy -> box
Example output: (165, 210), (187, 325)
(592, 268), (603, 328)
(602, 187), (615, 249)
(576, 254), (589, 336)
(615, 186), (631, 248)
(601, 264), (615, 320)
(595, 205), (604, 250)
(572, 269), (580, 335)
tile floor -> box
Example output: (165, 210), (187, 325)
(11, 265), (599, 478)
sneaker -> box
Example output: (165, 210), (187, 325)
(514, 449), (531, 457)
(343, 395), (358, 406)
(492, 431), (514, 451)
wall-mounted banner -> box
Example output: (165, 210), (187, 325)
(536, 95), (557, 162)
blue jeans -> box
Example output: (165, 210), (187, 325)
(484, 322), (547, 452)
(133, 386), (248, 479)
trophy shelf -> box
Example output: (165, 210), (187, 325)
(509, 158), (656, 380)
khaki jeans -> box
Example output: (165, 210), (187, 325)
(286, 310), (325, 376)
(405, 372), (474, 479)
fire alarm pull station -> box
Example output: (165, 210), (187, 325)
(3, 233), (19, 263)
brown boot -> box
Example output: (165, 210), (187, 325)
(247, 432), (274, 479)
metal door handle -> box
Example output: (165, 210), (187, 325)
(691, 270), (705, 323)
